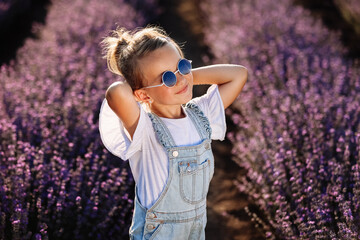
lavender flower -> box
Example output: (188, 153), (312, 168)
(0, 0), (157, 239)
(200, 0), (360, 238)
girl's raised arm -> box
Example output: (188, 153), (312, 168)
(105, 81), (140, 140)
(192, 64), (248, 109)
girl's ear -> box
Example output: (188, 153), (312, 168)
(133, 89), (151, 102)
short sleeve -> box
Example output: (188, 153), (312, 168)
(190, 84), (226, 140)
(98, 99), (147, 160)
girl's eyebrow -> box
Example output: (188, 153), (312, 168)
(150, 71), (163, 85)
(155, 74), (162, 84)
(170, 58), (181, 72)
(151, 58), (181, 84)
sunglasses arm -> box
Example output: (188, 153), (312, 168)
(141, 83), (165, 89)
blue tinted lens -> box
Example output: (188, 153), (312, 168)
(162, 71), (177, 87)
(178, 59), (192, 75)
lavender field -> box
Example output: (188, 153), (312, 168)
(1, 0), (360, 239)
(200, 0), (360, 238)
(0, 0), (156, 239)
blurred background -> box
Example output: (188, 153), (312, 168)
(1, 0), (360, 239)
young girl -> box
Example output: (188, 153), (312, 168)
(99, 26), (247, 240)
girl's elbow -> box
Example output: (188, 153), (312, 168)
(234, 67), (247, 96)
(105, 82), (119, 99)
(236, 66), (248, 87)
(240, 65), (248, 80)
(105, 81), (130, 102)
(105, 85), (117, 104)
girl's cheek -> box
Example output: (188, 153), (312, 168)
(183, 73), (192, 83)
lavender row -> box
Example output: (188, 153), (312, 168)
(0, 0), (154, 239)
(200, 0), (360, 238)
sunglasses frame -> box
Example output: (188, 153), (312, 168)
(141, 58), (192, 89)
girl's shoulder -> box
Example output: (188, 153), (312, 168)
(99, 99), (154, 160)
(189, 84), (221, 111)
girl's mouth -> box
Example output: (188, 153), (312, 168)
(176, 84), (188, 94)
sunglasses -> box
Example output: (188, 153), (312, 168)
(142, 58), (192, 89)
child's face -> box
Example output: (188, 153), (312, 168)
(137, 43), (193, 106)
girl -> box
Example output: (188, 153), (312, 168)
(99, 26), (247, 240)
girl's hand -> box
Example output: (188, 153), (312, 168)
(105, 81), (140, 140)
(192, 64), (248, 109)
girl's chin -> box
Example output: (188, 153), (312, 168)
(183, 92), (193, 104)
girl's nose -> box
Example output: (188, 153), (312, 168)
(176, 73), (187, 86)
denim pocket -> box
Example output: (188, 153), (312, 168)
(178, 158), (211, 204)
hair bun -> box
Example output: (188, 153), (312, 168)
(115, 28), (132, 52)
(100, 27), (133, 76)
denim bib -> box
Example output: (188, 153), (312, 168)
(129, 103), (214, 240)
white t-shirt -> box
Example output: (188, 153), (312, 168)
(99, 84), (226, 208)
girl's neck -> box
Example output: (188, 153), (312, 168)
(150, 104), (185, 119)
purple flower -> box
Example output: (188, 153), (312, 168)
(201, 0), (360, 238)
(0, 0), (155, 238)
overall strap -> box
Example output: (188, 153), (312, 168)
(185, 103), (212, 140)
(148, 113), (177, 148)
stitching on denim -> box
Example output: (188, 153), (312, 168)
(192, 172), (196, 201)
(148, 113), (176, 148)
(155, 211), (206, 223)
(179, 160), (209, 176)
(179, 166), (209, 205)
(185, 103), (212, 140)
(202, 164), (207, 199)
(147, 211), (206, 224)
(189, 215), (205, 240)
(134, 186), (148, 211)
(148, 160), (174, 212)
(153, 203), (206, 215)
(186, 107), (207, 140)
(167, 139), (211, 159)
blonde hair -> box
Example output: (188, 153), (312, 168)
(100, 25), (184, 90)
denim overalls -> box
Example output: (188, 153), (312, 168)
(129, 103), (214, 240)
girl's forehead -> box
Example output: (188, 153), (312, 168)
(139, 43), (182, 83)
(146, 42), (181, 60)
